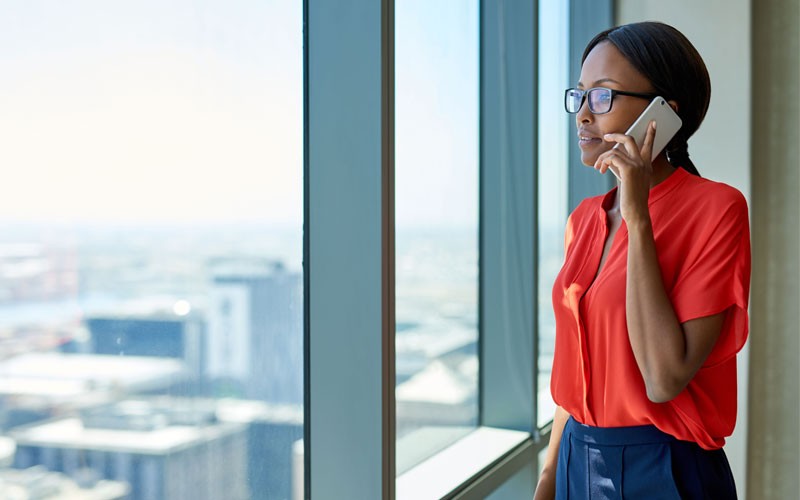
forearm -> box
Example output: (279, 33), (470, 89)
(534, 406), (570, 500)
(625, 218), (688, 402)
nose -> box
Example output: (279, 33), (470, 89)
(576, 96), (592, 127)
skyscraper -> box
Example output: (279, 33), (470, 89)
(86, 306), (205, 381)
(207, 258), (302, 405)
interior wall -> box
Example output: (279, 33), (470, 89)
(747, 0), (800, 497)
(613, 0), (752, 494)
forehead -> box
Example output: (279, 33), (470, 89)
(579, 41), (651, 89)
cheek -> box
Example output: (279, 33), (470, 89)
(597, 116), (630, 136)
(604, 108), (645, 137)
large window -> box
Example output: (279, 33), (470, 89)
(0, 2), (302, 499)
(394, 0), (480, 473)
(1, 1), (610, 498)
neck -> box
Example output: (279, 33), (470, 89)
(649, 154), (677, 188)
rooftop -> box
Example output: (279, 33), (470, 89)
(11, 414), (245, 455)
(0, 353), (187, 400)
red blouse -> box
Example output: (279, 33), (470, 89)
(550, 167), (751, 450)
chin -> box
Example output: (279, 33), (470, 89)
(580, 152), (600, 167)
(580, 145), (613, 166)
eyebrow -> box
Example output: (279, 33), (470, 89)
(577, 77), (622, 88)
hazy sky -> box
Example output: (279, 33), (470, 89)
(1, 0), (302, 225)
(1, 1), (565, 230)
(395, 0), (478, 230)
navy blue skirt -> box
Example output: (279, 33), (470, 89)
(555, 417), (737, 499)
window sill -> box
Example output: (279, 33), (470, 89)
(396, 426), (532, 500)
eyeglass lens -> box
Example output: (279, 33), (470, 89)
(565, 88), (613, 114)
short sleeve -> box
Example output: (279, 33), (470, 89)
(669, 189), (751, 365)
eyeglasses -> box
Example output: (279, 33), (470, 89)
(564, 87), (660, 114)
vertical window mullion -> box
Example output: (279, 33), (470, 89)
(382, 0), (396, 498)
(305, 1), (394, 499)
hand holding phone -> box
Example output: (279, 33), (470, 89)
(608, 97), (682, 181)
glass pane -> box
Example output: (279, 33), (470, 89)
(0, 2), (302, 499)
(537, 1), (570, 429)
(394, 0), (479, 474)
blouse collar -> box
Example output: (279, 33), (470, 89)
(599, 166), (690, 212)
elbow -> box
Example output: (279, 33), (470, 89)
(645, 386), (678, 404)
(643, 374), (686, 404)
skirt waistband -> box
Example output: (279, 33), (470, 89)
(565, 416), (678, 446)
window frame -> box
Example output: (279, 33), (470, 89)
(304, 0), (395, 498)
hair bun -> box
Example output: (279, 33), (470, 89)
(667, 147), (690, 165)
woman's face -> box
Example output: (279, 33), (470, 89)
(575, 41), (656, 166)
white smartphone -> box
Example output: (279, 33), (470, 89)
(609, 96), (682, 180)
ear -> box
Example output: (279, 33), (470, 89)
(667, 100), (679, 113)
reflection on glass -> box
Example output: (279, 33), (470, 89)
(0, 2), (302, 499)
(394, 0), (479, 474)
(537, 1), (570, 429)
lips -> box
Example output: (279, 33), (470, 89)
(578, 134), (602, 148)
(577, 128), (603, 148)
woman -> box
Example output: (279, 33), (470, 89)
(534, 22), (750, 499)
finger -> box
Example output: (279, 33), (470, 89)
(594, 145), (630, 171)
(598, 151), (633, 175)
(599, 153), (621, 174)
(594, 151), (618, 172)
(603, 133), (639, 157)
(640, 120), (657, 163)
(596, 152), (614, 173)
(596, 150), (621, 173)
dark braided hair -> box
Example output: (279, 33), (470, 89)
(582, 22), (710, 177)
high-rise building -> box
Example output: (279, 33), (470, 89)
(207, 258), (302, 405)
(86, 305), (205, 380)
(217, 399), (303, 500)
(11, 399), (249, 500)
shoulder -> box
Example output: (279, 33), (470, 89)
(662, 173), (750, 250)
(659, 173), (749, 235)
(679, 173), (748, 215)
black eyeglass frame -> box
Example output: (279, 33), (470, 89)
(564, 87), (660, 114)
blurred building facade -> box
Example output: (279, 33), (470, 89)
(207, 258), (302, 405)
(11, 399), (248, 500)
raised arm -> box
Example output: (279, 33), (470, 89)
(595, 122), (728, 402)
